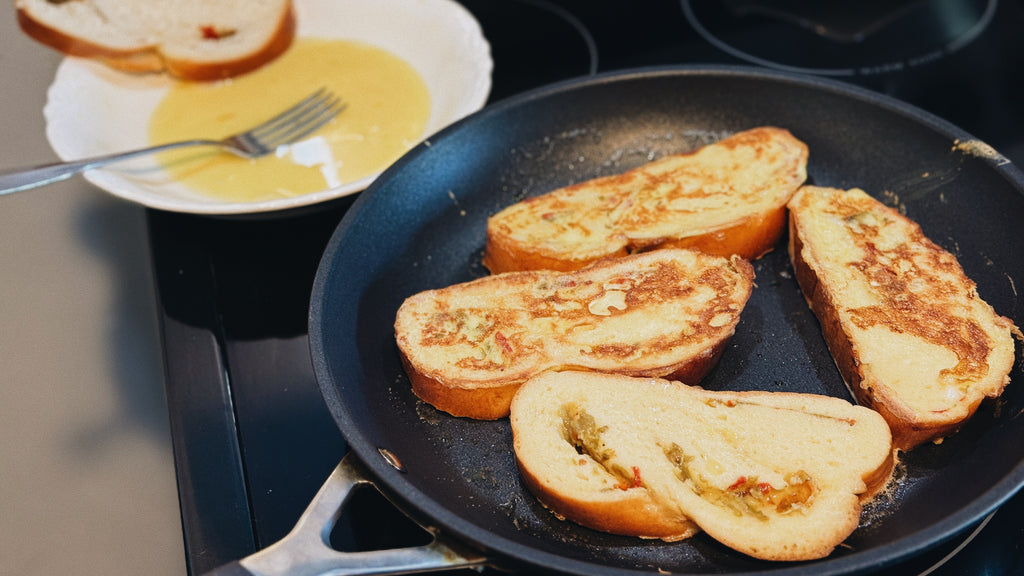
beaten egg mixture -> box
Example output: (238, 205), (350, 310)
(149, 38), (430, 203)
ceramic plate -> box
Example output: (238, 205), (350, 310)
(43, 0), (492, 215)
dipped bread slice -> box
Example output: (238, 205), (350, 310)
(395, 249), (754, 420)
(788, 186), (1018, 450)
(16, 0), (295, 81)
(510, 370), (895, 561)
(483, 126), (809, 273)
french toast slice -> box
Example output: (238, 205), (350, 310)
(394, 249), (755, 419)
(483, 126), (809, 273)
(510, 370), (895, 561)
(788, 186), (1019, 450)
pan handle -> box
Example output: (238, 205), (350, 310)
(203, 453), (490, 576)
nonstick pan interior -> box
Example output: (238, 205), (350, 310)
(309, 66), (1024, 575)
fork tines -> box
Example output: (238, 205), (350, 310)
(253, 88), (346, 149)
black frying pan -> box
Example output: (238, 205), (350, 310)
(267, 66), (1024, 576)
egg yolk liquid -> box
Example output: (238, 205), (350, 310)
(148, 37), (430, 203)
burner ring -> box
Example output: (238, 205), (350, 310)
(682, 0), (997, 76)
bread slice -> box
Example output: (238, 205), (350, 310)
(482, 126), (809, 274)
(788, 186), (1019, 450)
(510, 370), (895, 561)
(394, 249), (755, 420)
(15, 0), (295, 81)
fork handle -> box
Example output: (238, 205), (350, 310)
(0, 139), (219, 195)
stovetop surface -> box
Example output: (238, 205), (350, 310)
(148, 1), (1024, 574)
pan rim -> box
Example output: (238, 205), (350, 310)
(309, 63), (1024, 576)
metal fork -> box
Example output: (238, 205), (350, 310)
(0, 88), (345, 196)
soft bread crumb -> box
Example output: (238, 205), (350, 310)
(15, 0), (295, 81)
(510, 370), (895, 561)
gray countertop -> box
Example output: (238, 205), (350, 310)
(0, 7), (185, 575)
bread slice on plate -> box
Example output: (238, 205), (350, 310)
(483, 126), (809, 273)
(395, 249), (755, 419)
(788, 186), (1019, 450)
(15, 0), (295, 81)
(510, 370), (895, 561)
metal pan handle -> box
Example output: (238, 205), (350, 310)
(202, 453), (489, 576)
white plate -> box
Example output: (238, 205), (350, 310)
(43, 0), (492, 215)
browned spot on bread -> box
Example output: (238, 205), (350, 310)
(395, 249), (755, 419)
(788, 186), (1017, 449)
(483, 127), (808, 273)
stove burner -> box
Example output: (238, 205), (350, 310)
(682, 0), (996, 76)
(460, 0), (598, 100)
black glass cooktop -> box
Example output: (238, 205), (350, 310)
(148, 1), (1024, 574)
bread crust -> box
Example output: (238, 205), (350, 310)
(167, 6), (295, 82)
(514, 456), (702, 541)
(395, 249), (755, 419)
(16, 9), (142, 64)
(482, 233), (627, 275)
(15, 1), (296, 81)
(655, 202), (790, 261)
(482, 126), (808, 274)
(400, 352), (522, 420)
(402, 333), (733, 420)
(788, 186), (1018, 450)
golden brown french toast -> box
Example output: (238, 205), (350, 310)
(483, 126), (809, 273)
(510, 370), (895, 561)
(394, 249), (755, 419)
(788, 186), (1018, 450)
